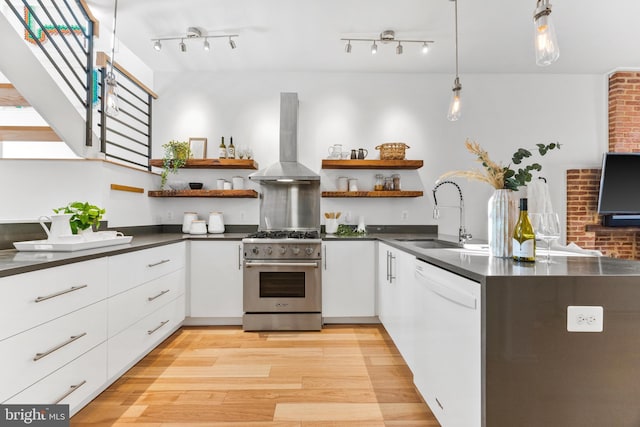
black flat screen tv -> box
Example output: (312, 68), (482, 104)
(597, 153), (640, 226)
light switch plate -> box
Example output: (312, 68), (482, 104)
(567, 306), (603, 332)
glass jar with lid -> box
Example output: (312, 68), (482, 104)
(374, 174), (384, 191)
(383, 176), (394, 191)
(392, 174), (401, 191)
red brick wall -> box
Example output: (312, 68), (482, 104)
(565, 71), (640, 260)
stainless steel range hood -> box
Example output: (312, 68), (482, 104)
(249, 92), (320, 182)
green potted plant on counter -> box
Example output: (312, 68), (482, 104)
(161, 140), (191, 189)
(54, 201), (106, 234)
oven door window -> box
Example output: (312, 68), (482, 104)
(259, 272), (305, 298)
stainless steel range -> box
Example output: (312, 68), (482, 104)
(242, 231), (322, 331)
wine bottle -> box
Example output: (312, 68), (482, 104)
(228, 136), (236, 159)
(513, 198), (536, 262)
(218, 137), (227, 159)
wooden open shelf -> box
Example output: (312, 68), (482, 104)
(149, 159), (258, 170)
(148, 189), (258, 198)
(322, 191), (423, 198)
(321, 159), (423, 169)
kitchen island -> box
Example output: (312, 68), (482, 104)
(380, 238), (640, 427)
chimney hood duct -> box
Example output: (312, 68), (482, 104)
(249, 93), (320, 182)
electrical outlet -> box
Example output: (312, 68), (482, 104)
(567, 306), (603, 332)
(401, 211), (409, 221)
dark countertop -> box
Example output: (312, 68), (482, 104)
(380, 238), (640, 282)
(2, 231), (640, 280)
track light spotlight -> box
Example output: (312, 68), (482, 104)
(371, 41), (378, 55)
(203, 38), (210, 51)
(153, 40), (162, 51)
(422, 42), (429, 54)
(345, 40), (352, 53)
(396, 42), (403, 55)
(229, 37), (236, 49)
(179, 39), (186, 52)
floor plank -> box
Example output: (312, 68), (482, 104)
(71, 325), (440, 426)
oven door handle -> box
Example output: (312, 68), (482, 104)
(244, 261), (319, 268)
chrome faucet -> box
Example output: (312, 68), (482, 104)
(432, 180), (472, 244)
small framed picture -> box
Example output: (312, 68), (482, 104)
(189, 137), (207, 159)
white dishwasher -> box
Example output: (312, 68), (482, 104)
(413, 259), (482, 427)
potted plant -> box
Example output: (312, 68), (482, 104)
(161, 140), (191, 189)
(54, 201), (106, 234)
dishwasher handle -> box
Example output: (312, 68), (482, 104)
(415, 263), (476, 309)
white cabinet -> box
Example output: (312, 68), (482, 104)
(188, 240), (243, 321)
(322, 240), (376, 320)
(414, 259), (481, 427)
(376, 242), (416, 366)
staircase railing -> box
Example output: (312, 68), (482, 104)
(96, 53), (156, 171)
(3, 0), (96, 146)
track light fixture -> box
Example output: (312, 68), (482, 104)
(341, 30), (434, 55)
(151, 27), (239, 53)
(533, 0), (559, 66)
(447, 0), (462, 121)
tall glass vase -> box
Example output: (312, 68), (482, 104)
(488, 189), (517, 258)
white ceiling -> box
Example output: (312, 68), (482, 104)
(86, 0), (640, 75)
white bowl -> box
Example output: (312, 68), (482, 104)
(168, 181), (188, 190)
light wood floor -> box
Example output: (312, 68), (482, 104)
(71, 325), (440, 426)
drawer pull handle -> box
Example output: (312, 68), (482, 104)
(53, 380), (87, 404)
(148, 289), (170, 301)
(147, 320), (169, 335)
(147, 259), (170, 268)
(34, 284), (88, 303)
(33, 332), (87, 361)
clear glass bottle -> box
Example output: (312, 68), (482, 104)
(374, 174), (384, 191)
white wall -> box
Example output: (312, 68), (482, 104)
(151, 71), (607, 241)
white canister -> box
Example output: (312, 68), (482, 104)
(189, 220), (207, 235)
(216, 179), (225, 190)
(232, 176), (244, 190)
(223, 181), (232, 190)
(348, 178), (359, 192)
(208, 212), (225, 234)
(182, 212), (198, 233)
(337, 176), (348, 191)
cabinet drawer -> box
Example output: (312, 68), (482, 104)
(0, 258), (108, 341)
(5, 342), (107, 416)
(108, 269), (185, 337)
(108, 295), (185, 379)
(0, 300), (107, 402)
(108, 242), (185, 296)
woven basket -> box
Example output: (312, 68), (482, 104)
(375, 142), (410, 160)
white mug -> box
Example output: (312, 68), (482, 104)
(348, 178), (359, 192)
(223, 181), (232, 190)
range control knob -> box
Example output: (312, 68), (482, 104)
(265, 246), (273, 255)
(305, 247), (315, 255)
(292, 246), (301, 255)
(279, 246), (287, 255)
(251, 246), (259, 255)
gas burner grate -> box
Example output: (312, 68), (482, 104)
(247, 230), (320, 239)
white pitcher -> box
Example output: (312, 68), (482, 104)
(39, 213), (73, 241)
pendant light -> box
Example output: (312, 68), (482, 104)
(533, 0), (559, 66)
(104, 0), (119, 117)
(447, 0), (462, 121)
